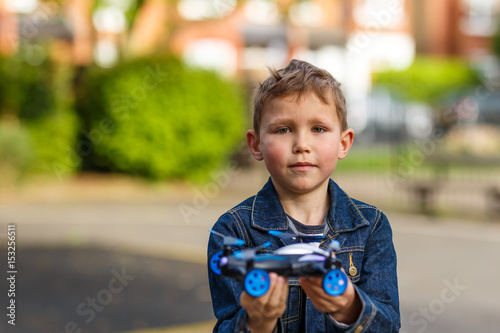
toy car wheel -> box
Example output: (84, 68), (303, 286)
(323, 269), (348, 296)
(209, 250), (223, 275)
(244, 269), (270, 297)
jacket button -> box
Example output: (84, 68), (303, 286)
(349, 266), (357, 277)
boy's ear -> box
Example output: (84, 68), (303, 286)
(338, 129), (354, 160)
(247, 129), (263, 161)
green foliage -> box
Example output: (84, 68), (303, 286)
(335, 146), (395, 173)
(0, 122), (33, 183)
(373, 57), (480, 105)
(25, 106), (81, 177)
(0, 55), (54, 120)
(0, 54), (81, 179)
(494, 22), (500, 60)
(77, 56), (246, 180)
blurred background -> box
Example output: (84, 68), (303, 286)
(0, 0), (499, 332)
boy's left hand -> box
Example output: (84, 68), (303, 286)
(299, 276), (362, 325)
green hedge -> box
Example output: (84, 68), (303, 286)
(77, 56), (246, 180)
(0, 54), (80, 180)
(0, 122), (32, 183)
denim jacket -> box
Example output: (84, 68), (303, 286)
(207, 178), (400, 332)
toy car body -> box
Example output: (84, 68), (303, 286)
(209, 232), (348, 297)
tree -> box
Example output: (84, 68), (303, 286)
(493, 21), (500, 60)
(373, 56), (480, 106)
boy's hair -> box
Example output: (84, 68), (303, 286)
(252, 59), (348, 134)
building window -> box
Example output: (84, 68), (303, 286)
(177, 0), (236, 20)
(289, 1), (323, 27)
(354, 0), (405, 29)
(460, 0), (499, 36)
(244, 0), (280, 25)
(183, 39), (237, 77)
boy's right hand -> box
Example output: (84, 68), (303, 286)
(240, 273), (289, 333)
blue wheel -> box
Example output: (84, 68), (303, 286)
(244, 269), (270, 297)
(209, 251), (223, 275)
(323, 269), (348, 296)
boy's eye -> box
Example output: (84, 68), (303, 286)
(312, 127), (325, 133)
(275, 128), (291, 134)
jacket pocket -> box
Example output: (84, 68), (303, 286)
(336, 247), (364, 283)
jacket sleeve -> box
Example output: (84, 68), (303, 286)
(208, 213), (253, 332)
(208, 213), (285, 333)
(326, 211), (400, 332)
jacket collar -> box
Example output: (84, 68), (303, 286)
(251, 178), (370, 234)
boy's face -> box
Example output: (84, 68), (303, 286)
(247, 92), (354, 197)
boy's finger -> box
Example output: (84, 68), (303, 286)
(278, 276), (289, 303)
(261, 273), (280, 303)
(300, 277), (323, 294)
(240, 290), (256, 309)
(263, 275), (288, 317)
(269, 275), (288, 307)
(300, 276), (322, 286)
(244, 273), (288, 308)
(240, 274), (277, 307)
(251, 272), (279, 306)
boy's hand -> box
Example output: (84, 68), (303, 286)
(240, 273), (289, 333)
(299, 276), (361, 325)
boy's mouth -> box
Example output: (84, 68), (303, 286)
(289, 162), (315, 171)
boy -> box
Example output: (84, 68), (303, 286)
(207, 59), (400, 332)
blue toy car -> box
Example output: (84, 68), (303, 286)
(209, 230), (348, 297)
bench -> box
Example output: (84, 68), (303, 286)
(402, 154), (500, 218)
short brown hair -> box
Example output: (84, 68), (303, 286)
(252, 59), (348, 134)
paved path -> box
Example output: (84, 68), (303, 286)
(0, 247), (214, 333)
(390, 212), (500, 333)
(1, 199), (500, 332)
(1, 167), (500, 332)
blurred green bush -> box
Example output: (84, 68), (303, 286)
(373, 56), (480, 105)
(77, 56), (246, 180)
(0, 122), (32, 184)
(494, 22), (500, 60)
(0, 54), (80, 181)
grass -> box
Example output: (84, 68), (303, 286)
(336, 145), (396, 173)
(337, 143), (500, 177)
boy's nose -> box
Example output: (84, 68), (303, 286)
(293, 133), (311, 153)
